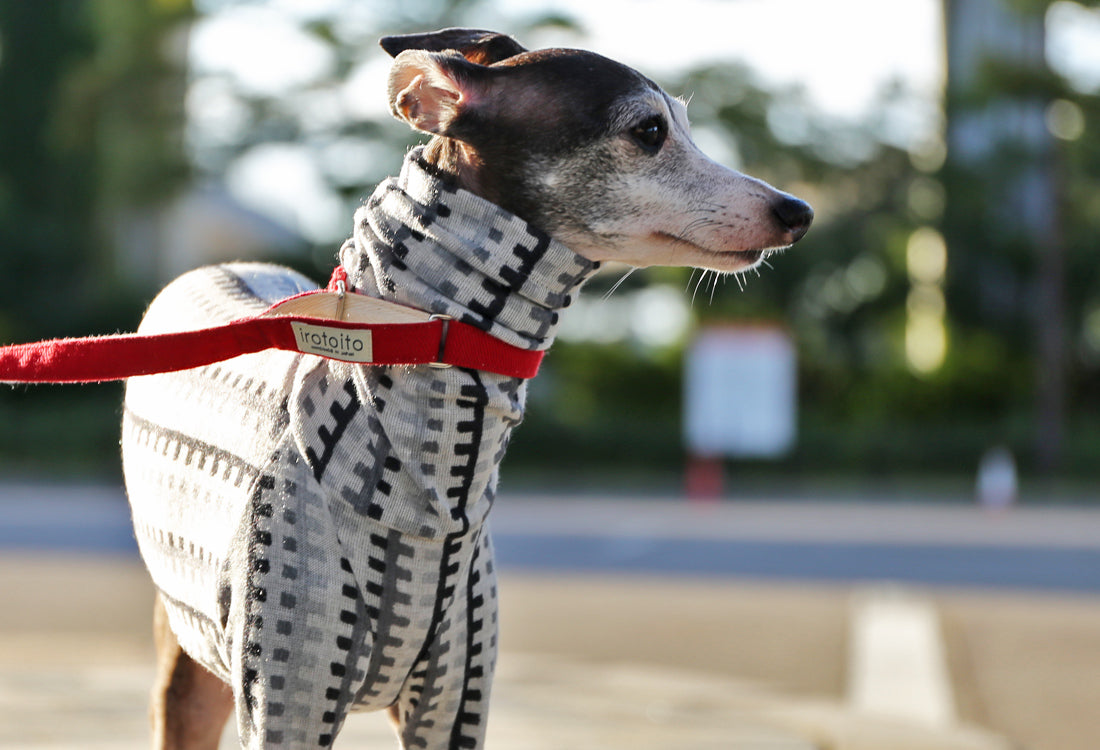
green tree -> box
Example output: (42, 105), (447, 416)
(0, 0), (193, 474)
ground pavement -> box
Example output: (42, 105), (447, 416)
(3, 484), (1100, 748)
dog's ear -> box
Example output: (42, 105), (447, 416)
(380, 28), (526, 65)
(387, 50), (494, 137)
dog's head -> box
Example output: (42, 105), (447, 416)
(380, 28), (812, 274)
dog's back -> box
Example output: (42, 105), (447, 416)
(122, 262), (315, 675)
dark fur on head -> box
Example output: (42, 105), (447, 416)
(380, 28), (812, 273)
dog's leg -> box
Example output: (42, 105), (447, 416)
(151, 594), (234, 750)
(390, 530), (498, 749)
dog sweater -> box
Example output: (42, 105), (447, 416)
(122, 146), (598, 749)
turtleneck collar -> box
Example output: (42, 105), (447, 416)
(340, 147), (599, 352)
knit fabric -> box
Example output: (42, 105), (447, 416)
(122, 147), (598, 750)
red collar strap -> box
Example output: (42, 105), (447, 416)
(0, 267), (544, 384)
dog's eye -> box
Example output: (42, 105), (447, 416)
(630, 116), (667, 153)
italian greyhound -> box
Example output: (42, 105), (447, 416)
(122, 28), (812, 750)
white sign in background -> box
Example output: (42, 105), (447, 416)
(683, 326), (797, 458)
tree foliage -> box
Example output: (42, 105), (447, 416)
(4, 0), (1100, 479)
(0, 1), (193, 474)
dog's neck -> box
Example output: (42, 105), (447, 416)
(420, 138), (491, 204)
(340, 146), (599, 352)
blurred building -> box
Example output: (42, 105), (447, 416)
(942, 0), (1065, 467)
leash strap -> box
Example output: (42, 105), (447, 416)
(0, 269), (544, 383)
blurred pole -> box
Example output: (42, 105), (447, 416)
(1034, 153), (1066, 470)
(685, 454), (724, 502)
(942, 0), (1065, 470)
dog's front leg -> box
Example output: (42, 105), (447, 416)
(151, 593), (234, 750)
(387, 529), (498, 750)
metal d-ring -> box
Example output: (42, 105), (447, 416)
(428, 314), (453, 368)
(334, 279), (348, 321)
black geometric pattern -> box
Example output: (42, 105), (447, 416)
(344, 146), (598, 352)
(122, 149), (597, 748)
(302, 378), (361, 482)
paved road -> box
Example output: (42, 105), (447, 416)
(4, 483), (1100, 593)
(495, 533), (1100, 592)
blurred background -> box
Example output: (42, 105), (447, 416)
(4, 3), (1100, 749)
(1, 0), (1098, 491)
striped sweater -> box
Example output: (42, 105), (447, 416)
(122, 147), (598, 749)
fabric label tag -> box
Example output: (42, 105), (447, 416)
(291, 322), (373, 363)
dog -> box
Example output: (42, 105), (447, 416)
(121, 28), (812, 750)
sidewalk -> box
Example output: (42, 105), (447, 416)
(5, 485), (1100, 748)
(0, 552), (1015, 750)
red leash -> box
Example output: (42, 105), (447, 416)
(0, 268), (543, 383)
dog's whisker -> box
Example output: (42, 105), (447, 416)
(691, 269), (711, 306)
(603, 267), (638, 299)
(685, 268), (699, 294)
(676, 216), (723, 243)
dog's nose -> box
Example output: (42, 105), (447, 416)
(772, 195), (814, 243)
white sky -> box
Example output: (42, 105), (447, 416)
(500, 0), (946, 119)
(192, 0), (948, 122)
